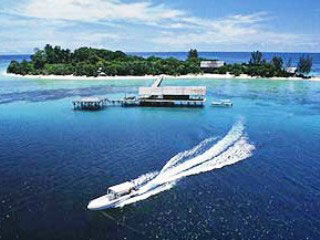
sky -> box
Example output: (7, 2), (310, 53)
(0, 0), (319, 54)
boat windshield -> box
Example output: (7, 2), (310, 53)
(106, 189), (116, 200)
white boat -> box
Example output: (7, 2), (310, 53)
(87, 181), (137, 210)
(211, 99), (233, 107)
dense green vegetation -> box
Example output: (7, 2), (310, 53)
(204, 51), (312, 78)
(7, 45), (201, 77)
(297, 55), (313, 75)
(7, 46), (313, 79)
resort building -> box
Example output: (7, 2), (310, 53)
(286, 67), (297, 74)
(200, 60), (225, 69)
(138, 86), (206, 107)
(97, 67), (107, 76)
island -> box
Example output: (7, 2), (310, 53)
(7, 44), (313, 79)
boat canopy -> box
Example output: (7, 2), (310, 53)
(108, 181), (135, 195)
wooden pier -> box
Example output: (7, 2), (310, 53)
(72, 75), (207, 110)
(73, 97), (107, 110)
(73, 96), (140, 110)
(151, 75), (165, 88)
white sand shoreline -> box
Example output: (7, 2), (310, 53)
(4, 72), (320, 82)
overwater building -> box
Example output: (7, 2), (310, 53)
(286, 67), (297, 74)
(138, 86), (206, 107)
(73, 76), (207, 109)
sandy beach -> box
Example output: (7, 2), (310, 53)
(4, 72), (320, 82)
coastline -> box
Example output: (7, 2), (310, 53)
(4, 72), (320, 82)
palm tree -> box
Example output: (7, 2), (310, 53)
(297, 55), (313, 75)
(249, 51), (263, 65)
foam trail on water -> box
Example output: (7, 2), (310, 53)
(160, 137), (216, 173)
(131, 172), (158, 187)
(162, 137), (254, 183)
(145, 120), (245, 188)
(114, 120), (254, 209)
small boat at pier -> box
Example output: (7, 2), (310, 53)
(211, 99), (233, 107)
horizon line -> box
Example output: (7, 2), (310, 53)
(1, 50), (320, 56)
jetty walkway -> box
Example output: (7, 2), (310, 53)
(73, 76), (164, 110)
(72, 75), (207, 110)
(150, 75), (165, 88)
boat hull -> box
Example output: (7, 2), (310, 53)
(211, 103), (233, 107)
(87, 193), (134, 210)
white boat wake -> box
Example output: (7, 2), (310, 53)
(113, 120), (255, 208)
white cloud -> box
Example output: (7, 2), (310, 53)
(9, 0), (185, 24)
(0, 1), (319, 53)
(151, 12), (319, 52)
(0, 12), (128, 53)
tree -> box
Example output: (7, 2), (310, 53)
(31, 50), (46, 69)
(44, 44), (55, 64)
(249, 51), (263, 65)
(297, 55), (313, 75)
(229, 63), (244, 76)
(113, 51), (126, 60)
(20, 60), (33, 75)
(7, 60), (20, 74)
(188, 49), (198, 60)
(271, 56), (283, 71)
(73, 47), (93, 62)
(61, 49), (71, 63)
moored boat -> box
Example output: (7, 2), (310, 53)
(211, 99), (233, 107)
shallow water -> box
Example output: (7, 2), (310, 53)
(1, 56), (320, 240)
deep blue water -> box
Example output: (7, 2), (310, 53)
(1, 55), (320, 240)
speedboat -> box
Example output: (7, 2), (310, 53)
(87, 181), (137, 210)
(211, 99), (233, 107)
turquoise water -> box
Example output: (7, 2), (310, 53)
(1, 57), (320, 239)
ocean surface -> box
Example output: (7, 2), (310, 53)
(1, 54), (320, 240)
